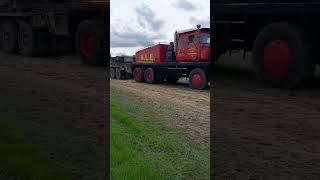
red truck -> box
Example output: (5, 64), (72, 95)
(132, 25), (210, 90)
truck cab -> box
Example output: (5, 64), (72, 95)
(174, 25), (210, 62)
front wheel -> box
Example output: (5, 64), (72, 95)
(189, 68), (208, 90)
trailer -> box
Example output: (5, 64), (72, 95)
(0, 0), (108, 65)
(132, 25), (210, 90)
(110, 55), (134, 79)
(212, 1), (320, 88)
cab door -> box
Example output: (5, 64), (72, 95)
(175, 34), (187, 61)
(185, 33), (198, 61)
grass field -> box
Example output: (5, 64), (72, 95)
(110, 93), (210, 180)
(0, 119), (70, 180)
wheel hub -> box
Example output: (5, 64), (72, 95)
(263, 40), (292, 77)
(134, 70), (141, 81)
(192, 73), (202, 88)
(146, 70), (152, 81)
(80, 33), (94, 57)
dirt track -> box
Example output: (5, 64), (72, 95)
(110, 78), (210, 145)
(212, 55), (320, 179)
(0, 52), (107, 179)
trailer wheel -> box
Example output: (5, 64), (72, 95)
(144, 68), (155, 84)
(110, 68), (116, 79)
(189, 68), (208, 90)
(18, 21), (49, 56)
(0, 20), (18, 53)
(252, 22), (315, 88)
(116, 68), (121, 79)
(133, 68), (144, 82)
(76, 20), (106, 66)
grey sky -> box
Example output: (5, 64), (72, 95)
(110, 0), (210, 56)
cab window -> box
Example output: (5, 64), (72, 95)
(178, 36), (184, 46)
(188, 35), (195, 45)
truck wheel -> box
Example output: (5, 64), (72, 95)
(144, 68), (155, 84)
(110, 68), (116, 79)
(76, 20), (106, 66)
(116, 68), (121, 79)
(0, 20), (18, 53)
(133, 68), (144, 82)
(189, 68), (208, 90)
(18, 21), (49, 56)
(252, 22), (315, 88)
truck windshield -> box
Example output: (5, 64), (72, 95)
(200, 33), (210, 44)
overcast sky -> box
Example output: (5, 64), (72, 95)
(110, 0), (210, 56)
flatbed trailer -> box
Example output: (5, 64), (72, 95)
(212, 1), (320, 88)
(110, 62), (133, 79)
(0, 0), (108, 65)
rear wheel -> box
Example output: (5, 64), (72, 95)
(189, 68), (208, 90)
(110, 68), (116, 79)
(0, 20), (18, 53)
(252, 22), (315, 88)
(144, 68), (155, 84)
(76, 20), (106, 66)
(116, 68), (121, 79)
(18, 21), (49, 56)
(133, 68), (144, 82)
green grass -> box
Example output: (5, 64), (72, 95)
(110, 94), (210, 180)
(0, 120), (70, 180)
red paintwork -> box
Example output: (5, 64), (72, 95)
(175, 28), (210, 62)
(80, 33), (94, 57)
(136, 44), (168, 64)
(263, 40), (292, 77)
(145, 69), (152, 81)
(191, 73), (202, 88)
(135, 27), (210, 64)
(134, 69), (141, 81)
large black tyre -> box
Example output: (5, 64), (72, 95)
(0, 20), (18, 53)
(115, 68), (121, 79)
(144, 68), (156, 84)
(189, 68), (208, 90)
(18, 21), (49, 56)
(110, 68), (116, 79)
(76, 20), (106, 66)
(252, 22), (315, 88)
(133, 68), (145, 82)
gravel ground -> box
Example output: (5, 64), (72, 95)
(212, 54), (320, 179)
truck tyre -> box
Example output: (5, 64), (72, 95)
(110, 68), (116, 79)
(18, 21), (49, 56)
(144, 68), (155, 84)
(189, 68), (208, 90)
(133, 68), (144, 82)
(76, 20), (106, 66)
(252, 22), (315, 88)
(116, 68), (121, 79)
(0, 20), (18, 53)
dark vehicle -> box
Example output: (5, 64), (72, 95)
(0, 0), (108, 65)
(110, 55), (134, 79)
(212, 1), (320, 88)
